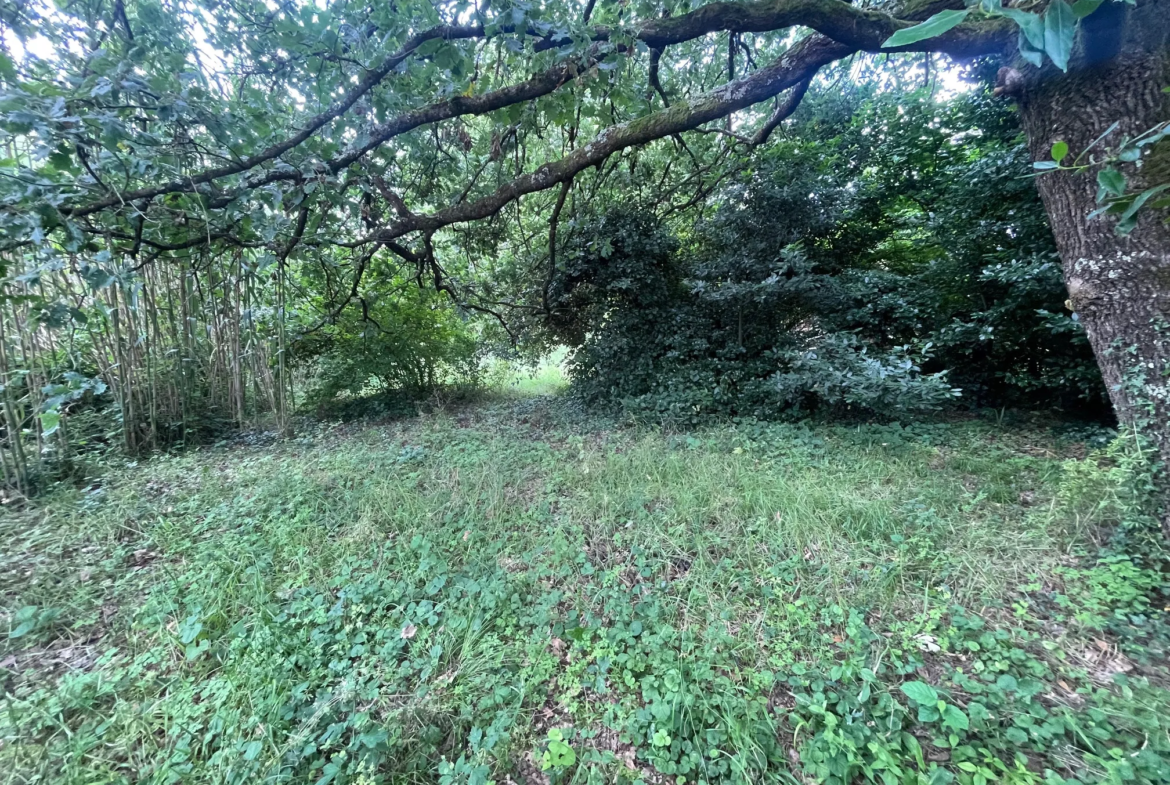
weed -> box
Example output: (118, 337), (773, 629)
(1, 399), (1167, 784)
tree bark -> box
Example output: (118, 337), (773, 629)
(1016, 0), (1170, 470)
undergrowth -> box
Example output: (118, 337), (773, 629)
(1, 399), (1167, 785)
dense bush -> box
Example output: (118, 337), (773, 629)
(294, 286), (481, 409)
(549, 85), (1105, 422)
(548, 208), (956, 423)
(772, 335), (960, 416)
(823, 88), (1105, 411)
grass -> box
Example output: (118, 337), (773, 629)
(1, 395), (1168, 785)
(484, 348), (569, 398)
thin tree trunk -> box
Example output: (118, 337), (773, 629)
(0, 299), (29, 493)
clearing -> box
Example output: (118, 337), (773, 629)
(2, 397), (1167, 785)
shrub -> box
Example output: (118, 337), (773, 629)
(772, 334), (960, 415)
(295, 287), (481, 409)
(817, 87), (1105, 411)
(546, 85), (1105, 422)
(551, 208), (961, 424)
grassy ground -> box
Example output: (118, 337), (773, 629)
(483, 349), (569, 398)
(1, 396), (1168, 785)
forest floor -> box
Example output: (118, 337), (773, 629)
(2, 394), (1170, 785)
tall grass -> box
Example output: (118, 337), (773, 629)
(0, 400), (1149, 784)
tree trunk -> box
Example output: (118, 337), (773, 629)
(1016, 0), (1170, 470)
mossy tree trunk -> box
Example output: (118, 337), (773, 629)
(1017, 0), (1170, 474)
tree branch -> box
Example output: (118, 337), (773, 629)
(632, 0), (1007, 53)
(544, 177), (574, 313)
(370, 35), (853, 245)
(63, 0), (1010, 219)
(165, 45), (619, 212)
(64, 23), (486, 216)
(280, 206), (311, 266)
(752, 74), (813, 146)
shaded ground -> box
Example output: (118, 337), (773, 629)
(2, 397), (1167, 784)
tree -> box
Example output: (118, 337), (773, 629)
(1011, 1), (1170, 455)
(0, 0), (1166, 457)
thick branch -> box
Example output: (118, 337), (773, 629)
(374, 35), (853, 244)
(614, 0), (1010, 54)
(752, 75), (812, 145)
(64, 0), (1010, 218)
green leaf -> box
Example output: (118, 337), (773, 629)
(1032, 161), (1059, 170)
(900, 681), (939, 704)
(1017, 30), (1044, 67)
(48, 148), (73, 171)
(243, 740), (263, 761)
(315, 762), (340, 785)
(1134, 123), (1170, 147)
(1005, 726), (1029, 743)
(1050, 141), (1069, 162)
(1070, 0), (1105, 17)
(179, 617), (203, 644)
(1000, 8), (1045, 50)
(547, 740), (576, 767)
(1089, 201), (1125, 220)
(994, 674), (1018, 691)
(1096, 167), (1126, 200)
(39, 409), (61, 436)
(882, 10), (970, 48)
(1043, 0), (1077, 71)
(942, 703), (970, 731)
(902, 732), (925, 768)
(1116, 184), (1170, 235)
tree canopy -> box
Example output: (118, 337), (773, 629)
(0, 0), (1024, 274)
(0, 0), (1167, 492)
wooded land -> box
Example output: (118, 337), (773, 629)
(1, 0), (1168, 783)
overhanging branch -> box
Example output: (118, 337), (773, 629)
(65, 24), (486, 217)
(371, 35), (854, 244)
(752, 75), (813, 146)
(62, 0), (1010, 220)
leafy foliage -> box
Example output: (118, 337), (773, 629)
(548, 202), (956, 422)
(548, 85), (1103, 422)
(822, 85), (1105, 411)
(885, 0), (1111, 72)
(294, 280), (482, 408)
(1037, 116), (1170, 235)
(3, 400), (1167, 784)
